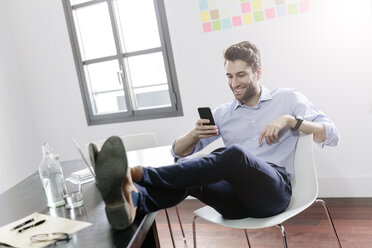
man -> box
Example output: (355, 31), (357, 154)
(89, 41), (339, 230)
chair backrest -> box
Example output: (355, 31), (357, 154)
(121, 133), (157, 151)
(88, 133), (157, 152)
(288, 133), (318, 209)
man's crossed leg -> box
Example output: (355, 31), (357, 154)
(90, 136), (292, 230)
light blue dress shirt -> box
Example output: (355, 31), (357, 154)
(172, 85), (339, 179)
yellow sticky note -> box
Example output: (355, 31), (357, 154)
(208, 0), (218, 9)
(243, 13), (254, 24)
(262, 0), (275, 8)
(252, 0), (263, 10)
(219, 7), (230, 18)
(201, 11), (211, 21)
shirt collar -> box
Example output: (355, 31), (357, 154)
(233, 85), (273, 110)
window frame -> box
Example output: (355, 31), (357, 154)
(62, 0), (183, 125)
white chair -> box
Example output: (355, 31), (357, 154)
(87, 133), (157, 151)
(192, 134), (342, 248)
(89, 133), (185, 248)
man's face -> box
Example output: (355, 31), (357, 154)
(225, 59), (261, 106)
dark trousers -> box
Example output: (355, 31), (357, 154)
(135, 144), (292, 219)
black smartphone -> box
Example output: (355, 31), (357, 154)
(198, 107), (215, 125)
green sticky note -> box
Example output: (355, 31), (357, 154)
(254, 11), (264, 22)
(288, 3), (299, 15)
(212, 20), (222, 30)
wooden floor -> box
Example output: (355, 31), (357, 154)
(155, 198), (372, 248)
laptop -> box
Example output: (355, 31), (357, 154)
(71, 137), (96, 180)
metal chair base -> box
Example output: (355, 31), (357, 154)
(165, 206), (186, 248)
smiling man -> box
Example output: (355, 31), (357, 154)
(90, 41), (339, 230)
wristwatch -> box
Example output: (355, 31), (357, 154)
(291, 115), (303, 131)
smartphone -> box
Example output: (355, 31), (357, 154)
(198, 107), (215, 125)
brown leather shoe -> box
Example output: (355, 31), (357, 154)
(89, 136), (136, 230)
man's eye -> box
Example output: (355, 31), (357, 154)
(238, 74), (246, 77)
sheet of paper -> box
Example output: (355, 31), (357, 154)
(0, 212), (91, 248)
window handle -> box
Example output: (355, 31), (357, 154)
(117, 71), (122, 85)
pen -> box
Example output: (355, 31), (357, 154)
(10, 217), (36, 231)
(18, 220), (46, 233)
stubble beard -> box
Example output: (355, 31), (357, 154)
(238, 84), (259, 105)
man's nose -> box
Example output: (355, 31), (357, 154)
(231, 77), (240, 87)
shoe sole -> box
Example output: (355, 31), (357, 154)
(94, 136), (132, 230)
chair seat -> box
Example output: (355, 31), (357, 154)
(194, 197), (316, 230)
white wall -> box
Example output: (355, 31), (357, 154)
(1, 0), (372, 196)
(0, 0), (40, 194)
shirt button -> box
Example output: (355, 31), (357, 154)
(251, 120), (255, 124)
(253, 137), (257, 140)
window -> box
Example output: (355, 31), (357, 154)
(62, 0), (182, 125)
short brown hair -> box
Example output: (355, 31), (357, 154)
(224, 41), (262, 72)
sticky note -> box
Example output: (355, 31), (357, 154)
(287, 3), (299, 14)
(201, 11), (211, 21)
(208, 0), (218, 9)
(210, 9), (220, 19)
(212, 20), (222, 30)
(254, 11), (264, 21)
(265, 8), (276, 19)
(199, 0), (208, 11)
(299, 1), (310, 12)
(221, 18), (232, 29)
(241, 2), (251, 12)
(203, 22), (212, 32)
(275, 0), (285, 5)
(262, 0), (275, 8)
(220, 7), (230, 18)
(243, 13), (254, 24)
(276, 5), (287, 17)
(232, 15), (242, 26)
(252, 0), (263, 11)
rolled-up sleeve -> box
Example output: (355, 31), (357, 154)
(171, 107), (222, 159)
(291, 89), (340, 148)
(313, 116), (339, 148)
(171, 135), (220, 159)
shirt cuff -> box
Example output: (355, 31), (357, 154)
(316, 122), (339, 148)
(170, 139), (196, 159)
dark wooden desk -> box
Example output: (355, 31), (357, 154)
(0, 145), (174, 248)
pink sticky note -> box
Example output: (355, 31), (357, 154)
(265, 8), (275, 19)
(300, 1), (310, 12)
(241, 2), (251, 13)
(232, 16), (242, 26)
(203, 22), (212, 32)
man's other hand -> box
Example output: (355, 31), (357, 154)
(258, 115), (292, 145)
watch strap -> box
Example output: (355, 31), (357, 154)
(291, 116), (303, 131)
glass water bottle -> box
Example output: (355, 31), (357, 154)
(38, 143), (67, 208)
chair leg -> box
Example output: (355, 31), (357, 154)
(315, 199), (343, 248)
(276, 224), (288, 248)
(244, 230), (252, 248)
(164, 209), (176, 248)
(175, 205), (187, 243)
(192, 215), (199, 248)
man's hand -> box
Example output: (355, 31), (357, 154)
(258, 115), (292, 145)
(173, 119), (218, 157)
(192, 119), (218, 140)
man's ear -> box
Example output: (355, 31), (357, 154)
(256, 67), (262, 80)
